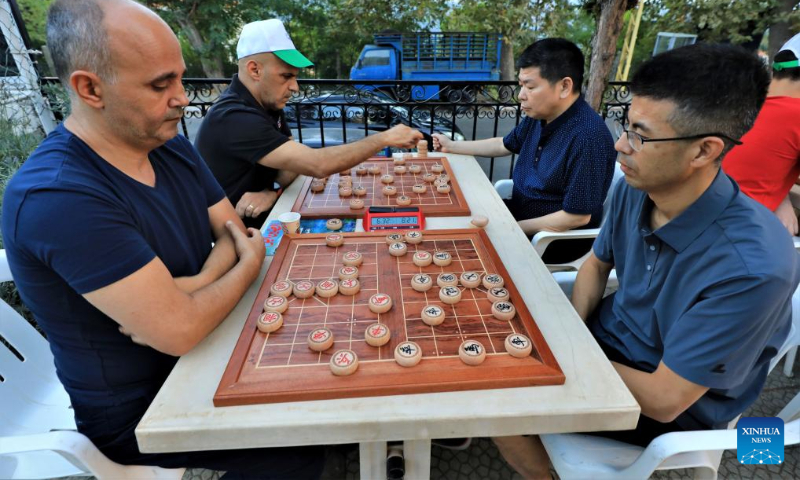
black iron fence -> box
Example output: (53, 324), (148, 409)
(40, 78), (631, 181)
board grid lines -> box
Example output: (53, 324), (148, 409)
(291, 156), (471, 218)
(214, 229), (564, 406)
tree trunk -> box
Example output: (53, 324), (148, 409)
(585, 0), (628, 111)
(500, 37), (515, 81)
(768, 0), (796, 60)
(174, 13), (225, 78)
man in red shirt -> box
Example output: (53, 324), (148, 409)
(724, 33), (800, 234)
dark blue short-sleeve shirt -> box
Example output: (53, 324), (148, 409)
(503, 97), (617, 226)
(2, 124), (225, 408)
(591, 170), (799, 429)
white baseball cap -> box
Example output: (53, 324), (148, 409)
(236, 19), (313, 68)
(774, 32), (800, 71)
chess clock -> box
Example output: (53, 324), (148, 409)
(363, 206), (425, 231)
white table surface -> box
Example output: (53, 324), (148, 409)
(136, 153), (639, 478)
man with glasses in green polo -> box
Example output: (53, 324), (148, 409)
(492, 43), (800, 479)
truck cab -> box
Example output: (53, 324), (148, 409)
(350, 45), (399, 81)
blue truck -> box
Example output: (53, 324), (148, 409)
(349, 32), (502, 98)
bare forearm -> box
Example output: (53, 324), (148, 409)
(275, 169), (298, 188)
(314, 132), (394, 176)
(169, 257), (261, 355)
(518, 210), (591, 236)
(173, 235), (238, 294)
(444, 137), (510, 157)
(570, 256), (611, 321)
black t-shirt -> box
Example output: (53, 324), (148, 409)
(195, 74), (291, 207)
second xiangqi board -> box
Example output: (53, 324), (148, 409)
(291, 156), (471, 218)
(214, 229), (564, 406)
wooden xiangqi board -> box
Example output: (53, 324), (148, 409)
(290, 156), (471, 219)
(214, 229), (564, 406)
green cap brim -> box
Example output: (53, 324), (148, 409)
(774, 60), (800, 71)
(274, 49), (314, 68)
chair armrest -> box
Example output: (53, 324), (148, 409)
(531, 229), (601, 256)
(0, 250), (11, 283)
(623, 419), (799, 477)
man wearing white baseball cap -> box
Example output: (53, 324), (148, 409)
(196, 19), (423, 228)
(724, 31), (800, 235)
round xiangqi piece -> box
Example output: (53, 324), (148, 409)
(330, 349), (359, 376)
(505, 333), (532, 358)
(395, 341), (422, 367)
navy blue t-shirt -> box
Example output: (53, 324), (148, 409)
(591, 170), (799, 429)
(503, 97), (616, 226)
(2, 124), (225, 408)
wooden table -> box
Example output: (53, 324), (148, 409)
(135, 153), (640, 479)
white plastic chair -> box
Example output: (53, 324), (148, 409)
(494, 163), (624, 272)
(0, 250), (185, 480)
(543, 275), (800, 480)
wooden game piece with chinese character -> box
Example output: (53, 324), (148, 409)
(342, 251), (363, 267)
(416, 140), (428, 155)
(393, 156), (406, 165)
(381, 174), (394, 184)
(436, 184), (451, 194)
(263, 295), (289, 314)
(338, 265), (359, 280)
(394, 165), (407, 175)
(409, 164), (422, 174)
(310, 180), (325, 192)
(269, 280), (292, 298)
(308, 327), (333, 352)
(326, 218), (343, 231)
(394, 341), (422, 367)
(353, 185), (367, 196)
(459, 339), (486, 366)
(316, 279), (339, 298)
(355, 165), (368, 175)
(339, 278), (360, 296)
(483, 273), (504, 289)
(326, 233), (344, 247)
(433, 251), (452, 266)
(338, 179), (352, 189)
(422, 172), (436, 183)
(386, 233), (404, 245)
(505, 333), (532, 358)
(412, 183), (426, 194)
(369, 293), (393, 313)
(431, 163), (444, 173)
(388, 242), (408, 257)
(349, 198), (364, 210)
(338, 186), (352, 197)
(413, 250), (432, 267)
(437, 273), (458, 288)
(256, 311), (283, 333)
(340, 175), (352, 183)
(293, 280), (315, 299)
(396, 195), (411, 206)
(364, 322), (391, 347)
(460, 272), (481, 288)
(411, 273), (433, 292)
(368, 165), (382, 175)
(382, 185), (398, 196)
(471, 215), (489, 228)
(421, 304), (445, 326)
(439, 285), (462, 305)
(437, 174), (450, 184)
(405, 231), (423, 244)
(492, 301), (516, 321)
(487, 287), (510, 303)
(434, 177), (448, 188)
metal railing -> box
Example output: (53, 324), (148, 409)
(39, 78), (631, 181)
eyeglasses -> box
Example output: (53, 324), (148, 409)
(614, 121), (742, 152)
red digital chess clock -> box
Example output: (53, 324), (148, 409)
(364, 206), (425, 231)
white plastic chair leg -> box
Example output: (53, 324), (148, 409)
(784, 346), (797, 377)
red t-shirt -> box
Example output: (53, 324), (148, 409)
(723, 96), (800, 211)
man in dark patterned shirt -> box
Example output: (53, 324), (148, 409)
(434, 38), (617, 237)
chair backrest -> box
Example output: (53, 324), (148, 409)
(0, 251), (74, 437)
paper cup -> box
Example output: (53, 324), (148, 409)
(278, 212), (301, 234)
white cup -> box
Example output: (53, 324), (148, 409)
(278, 212), (301, 234)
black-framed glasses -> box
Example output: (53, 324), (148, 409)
(614, 120), (742, 152)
